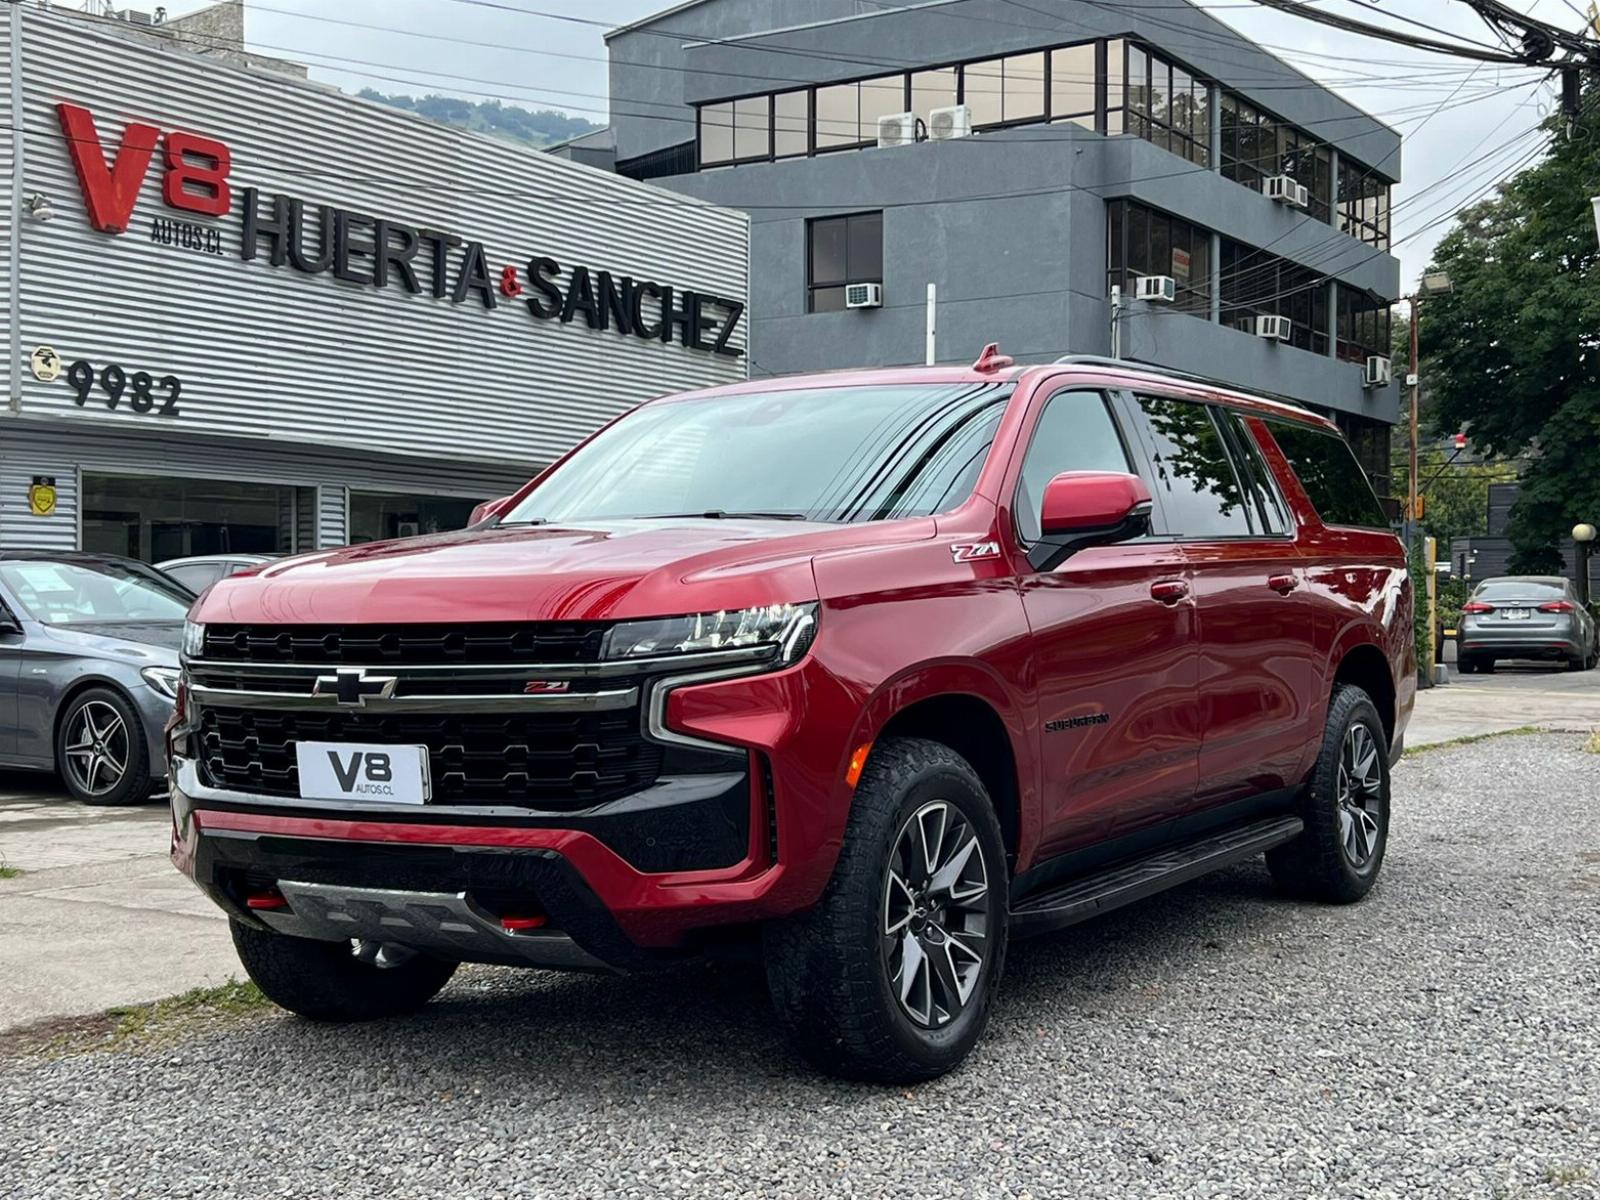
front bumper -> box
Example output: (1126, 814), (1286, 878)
(169, 652), (862, 965)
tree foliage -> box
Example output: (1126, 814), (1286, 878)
(1418, 107), (1600, 573)
(357, 89), (599, 149)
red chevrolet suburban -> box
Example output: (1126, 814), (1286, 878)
(170, 352), (1414, 1082)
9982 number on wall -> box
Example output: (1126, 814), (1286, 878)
(65, 360), (182, 418)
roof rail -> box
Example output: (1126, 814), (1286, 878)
(1049, 355), (1311, 412)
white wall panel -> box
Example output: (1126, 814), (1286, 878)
(9, 8), (749, 468)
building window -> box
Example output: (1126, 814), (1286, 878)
(1220, 239), (1329, 354)
(1107, 200), (1211, 316)
(808, 211), (882, 312)
(961, 51), (1046, 128)
(694, 37), (1118, 168)
(1050, 43), (1097, 128)
(1335, 285), (1392, 363)
(1220, 94), (1332, 222)
(1124, 44), (1209, 165)
(350, 492), (485, 544)
(1339, 159), (1391, 249)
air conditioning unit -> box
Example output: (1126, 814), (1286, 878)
(1264, 175), (1309, 209)
(845, 282), (884, 309)
(1134, 275), (1177, 303)
(928, 105), (973, 141)
(1364, 355), (1392, 387)
(116, 8), (156, 25)
(877, 112), (920, 148)
(1255, 314), (1292, 342)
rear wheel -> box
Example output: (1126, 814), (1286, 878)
(231, 920), (458, 1021)
(55, 688), (152, 807)
(1267, 684), (1389, 904)
(1457, 655), (1477, 675)
(765, 737), (1008, 1084)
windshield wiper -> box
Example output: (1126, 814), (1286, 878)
(634, 510), (812, 521)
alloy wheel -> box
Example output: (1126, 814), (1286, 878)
(63, 700), (129, 798)
(881, 801), (992, 1029)
(1336, 723), (1383, 869)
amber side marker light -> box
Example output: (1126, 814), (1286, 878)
(845, 742), (873, 789)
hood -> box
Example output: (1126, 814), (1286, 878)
(39, 620), (183, 666)
(194, 517), (936, 625)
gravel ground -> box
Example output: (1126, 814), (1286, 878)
(3, 733), (1597, 1200)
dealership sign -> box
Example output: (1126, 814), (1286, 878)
(55, 103), (744, 357)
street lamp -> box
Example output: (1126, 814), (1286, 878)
(1575, 522), (1597, 607)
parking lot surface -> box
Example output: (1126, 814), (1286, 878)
(2, 733), (1596, 1199)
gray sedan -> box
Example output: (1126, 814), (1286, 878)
(0, 551), (193, 805)
(1458, 575), (1599, 674)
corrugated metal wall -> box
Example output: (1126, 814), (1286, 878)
(9, 7), (749, 470)
(3, 7), (19, 408)
(0, 419), (534, 551)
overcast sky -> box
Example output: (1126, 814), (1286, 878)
(150, 0), (1574, 288)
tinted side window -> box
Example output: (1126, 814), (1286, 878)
(1136, 395), (1253, 537)
(1016, 390), (1132, 542)
(166, 563), (226, 592)
(1266, 419), (1388, 529)
(1219, 412), (1292, 534)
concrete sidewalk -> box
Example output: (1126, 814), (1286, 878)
(0, 790), (237, 1033)
(1405, 664), (1600, 748)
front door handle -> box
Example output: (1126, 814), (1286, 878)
(1150, 579), (1190, 605)
(1267, 573), (1300, 595)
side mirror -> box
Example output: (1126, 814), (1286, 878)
(1032, 471), (1153, 570)
(468, 496), (513, 527)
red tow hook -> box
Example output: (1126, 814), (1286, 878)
(500, 914), (547, 933)
(245, 887), (288, 911)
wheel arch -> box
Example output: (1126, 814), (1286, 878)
(1330, 641), (1396, 750)
(850, 664), (1034, 871)
(50, 675), (143, 756)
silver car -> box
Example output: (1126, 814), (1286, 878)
(0, 551), (193, 805)
(1458, 575), (1599, 674)
(155, 553), (277, 595)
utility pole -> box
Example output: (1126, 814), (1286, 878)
(1409, 294), (1420, 530)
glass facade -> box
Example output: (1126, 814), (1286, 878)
(1336, 285), (1393, 363)
(1339, 160), (1392, 249)
(82, 474), (302, 562)
(1220, 94), (1333, 222)
(1220, 238), (1330, 354)
(1108, 200), (1211, 316)
(1122, 43), (1209, 166)
(348, 492), (485, 544)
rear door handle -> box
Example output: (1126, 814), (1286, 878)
(1150, 579), (1190, 605)
(1267, 573), (1300, 595)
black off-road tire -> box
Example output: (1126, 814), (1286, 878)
(231, 920), (458, 1021)
(55, 687), (153, 807)
(764, 737), (1009, 1084)
(1267, 684), (1390, 905)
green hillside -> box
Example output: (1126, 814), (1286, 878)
(358, 89), (601, 148)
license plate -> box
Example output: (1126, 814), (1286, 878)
(295, 742), (430, 805)
(1504, 608), (1530, 621)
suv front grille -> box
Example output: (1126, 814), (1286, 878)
(198, 707), (662, 809)
(201, 622), (608, 666)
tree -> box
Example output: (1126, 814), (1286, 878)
(1417, 103), (1600, 574)
(1392, 450), (1519, 547)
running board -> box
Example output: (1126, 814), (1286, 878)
(1010, 815), (1304, 939)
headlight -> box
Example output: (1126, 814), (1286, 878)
(141, 666), (182, 701)
(602, 603), (819, 664)
(181, 621), (206, 660)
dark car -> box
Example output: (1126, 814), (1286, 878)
(1458, 576), (1598, 673)
(155, 554), (277, 594)
(0, 551), (193, 805)
(169, 353), (1413, 1083)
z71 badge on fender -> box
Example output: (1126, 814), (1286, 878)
(950, 541), (1001, 562)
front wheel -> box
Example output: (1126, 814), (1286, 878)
(231, 920), (458, 1021)
(765, 737), (1008, 1084)
(55, 688), (152, 806)
(1267, 684), (1390, 904)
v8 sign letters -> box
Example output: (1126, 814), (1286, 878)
(52, 102), (743, 357)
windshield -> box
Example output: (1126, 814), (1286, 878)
(1474, 579), (1566, 602)
(0, 560), (194, 625)
(502, 383), (1013, 525)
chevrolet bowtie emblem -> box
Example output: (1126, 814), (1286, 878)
(312, 668), (399, 707)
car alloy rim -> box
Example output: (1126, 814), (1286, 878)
(881, 800), (991, 1029)
(1336, 723), (1383, 869)
(63, 700), (129, 797)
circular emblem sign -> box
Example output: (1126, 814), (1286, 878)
(30, 346), (62, 383)
(28, 476), (57, 518)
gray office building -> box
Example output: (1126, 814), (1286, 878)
(565, 0), (1403, 498)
